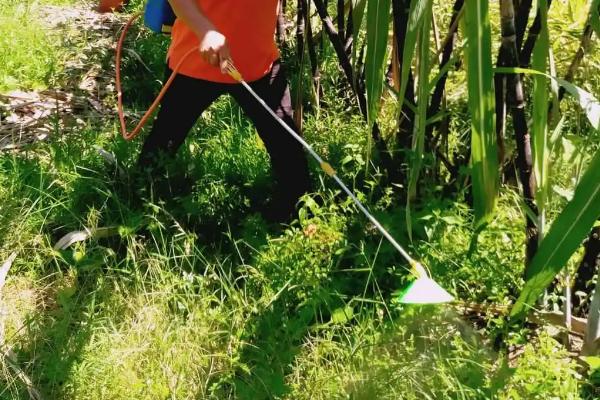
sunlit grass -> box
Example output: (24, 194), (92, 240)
(1, 0), (598, 398)
(0, 1), (68, 91)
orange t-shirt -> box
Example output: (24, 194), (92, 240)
(168, 0), (280, 83)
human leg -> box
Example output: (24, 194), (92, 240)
(230, 60), (311, 222)
(137, 69), (224, 170)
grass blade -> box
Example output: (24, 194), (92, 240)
(511, 149), (600, 320)
(463, 0), (499, 228)
(365, 0), (392, 127)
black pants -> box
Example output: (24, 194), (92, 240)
(138, 60), (311, 218)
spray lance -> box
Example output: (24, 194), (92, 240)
(116, 0), (454, 305)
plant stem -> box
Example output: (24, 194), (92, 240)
(499, 0), (539, 270)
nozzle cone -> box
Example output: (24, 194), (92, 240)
(397, 277), (454, 304)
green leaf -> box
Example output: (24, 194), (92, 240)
(495, 67), (600, 130)
(365, 0), (391, 127)
(589, 0), (600, 37)
(352, 0), (368, 68)
(406, 4), (432, 239)
(582, 356), (600, 371)
(397, 0), (434, 113)
(463, 0), (498, 228)
(511, 149), (600, 320)
(330, 305), (355, 324)
(531, 0), (550, 231)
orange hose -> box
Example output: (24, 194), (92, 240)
(116, 12), (198, 141)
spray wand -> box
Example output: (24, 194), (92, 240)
(116, 13), (453, 304)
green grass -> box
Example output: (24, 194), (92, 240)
(0, 1), (68, 91)
(1, 0), (599, 399)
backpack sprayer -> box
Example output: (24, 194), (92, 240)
(116, 0), (454, 304)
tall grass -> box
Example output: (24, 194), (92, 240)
(0, 1), (68, 91)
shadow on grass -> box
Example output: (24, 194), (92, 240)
(231, 303), (315, 399)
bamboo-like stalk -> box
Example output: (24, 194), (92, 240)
(519, 0), (553, 67)
(277, 0), (287, 44)
(514, 0), (533, 50)
(304, 0), (322, 106)
(344, 0), (354, 53)
(391, 0), (415, 153)
(559, 23), (594, 101)
(313, 0), (396, 180)
(295, 0), (307, 130)
(496, 0), (533, 171)
(572, 226), (600, 315)
(313, 0), (357, 93)
(499, 0), (539, 268)
(337, 0), (345, 39)
(427, 0), (463, 167)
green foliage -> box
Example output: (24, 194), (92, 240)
(397, 0), (433, 111)
(463, 0), (499, 229)
(365, 0), (391, 128)
(512, 148), (600, 319)
(0, 2), (65, 91)
(497, 333), (581, 399)
(588, 0), (600, 38)
(531, 0), (551, 230)
(2, 1), (600, 399)
(406, 2), (433, 238)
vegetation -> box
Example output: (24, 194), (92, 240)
(1, 0), (600, 398)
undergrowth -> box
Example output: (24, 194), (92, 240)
(1, 0), (598, 399)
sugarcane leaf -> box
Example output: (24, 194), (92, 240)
(511, 149), (600, 320)
(495, 67), (600, 130)
(463, 0), (498, 228)
(365, 0), (391, 127)
(351, 0), (367, 68)
(531, 0), (550, 225)
(397, 0), (434, 115)
(406, 5), (432, 240)
(589, 0), (600, 37)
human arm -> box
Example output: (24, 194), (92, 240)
(167, 0), (231, 71)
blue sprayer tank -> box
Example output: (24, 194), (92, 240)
(144, 0), (176, 34)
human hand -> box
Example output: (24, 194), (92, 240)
(199, 30), (231, 74)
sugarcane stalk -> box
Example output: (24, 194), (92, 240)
(391, 0), (416, 153)
(344, 0), (354, 54)
(514, 0), (533, 50)
(560, 23), (594, 101)
(519, 0), (553, 67)
(295, 0), (307, 130)
(427, 0), (463, 173)
(337, 0), (345, 39)
(313, 0), (356, 92)
(313, 0), (396, 180)
(499, 0), (540, 269)
(572, 226), (600, 316)
(304, 0), (322, 106)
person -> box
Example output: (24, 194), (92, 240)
(137, 0), (311, 224)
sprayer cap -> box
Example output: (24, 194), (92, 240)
(397, 277), (454, 304)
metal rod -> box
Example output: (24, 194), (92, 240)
(239, 80), (419, 269)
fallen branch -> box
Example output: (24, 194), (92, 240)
(0, 253), (17, 292)
(454, 301), (586, 337)
(54, 226), (119, 250)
